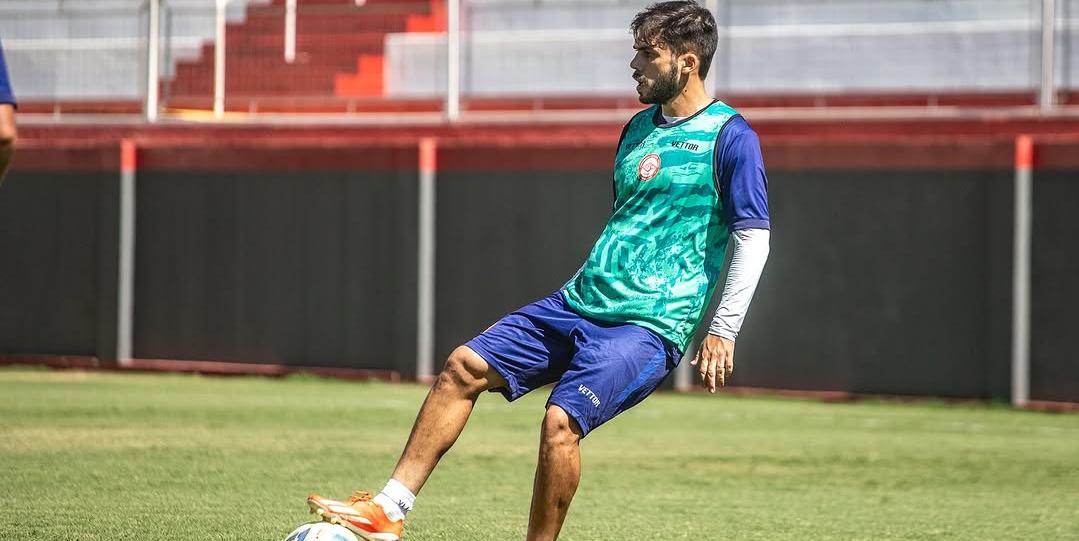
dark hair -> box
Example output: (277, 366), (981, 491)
(631, 1), (718, 79)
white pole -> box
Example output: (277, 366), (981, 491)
(417, 138), (438, 381)
(1039, 0), (1056, 113)
(145, 0), (161, 122)
(445, 0), (460, 122)
(674, 342), (696, 391)
(214, 0), (227, 118)
(1012, 135), (1033, 407)
(284, 0), (297, 64)
(117, 140), (138, 367)
(704, 0), (718, 97)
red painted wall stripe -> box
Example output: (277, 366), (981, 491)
(121, 138), (137, 173)
(14, 139), (1079, 172)
(10, 122), (1079, 172)
(137, 145), (422, 172)
(1015, 135), (1034, 169)
(419, 137), (437, 173)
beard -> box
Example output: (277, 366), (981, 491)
(636, 65), (686, 104)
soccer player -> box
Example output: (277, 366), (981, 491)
(307, 1), (770, 539)
(0, 39), (16, 186)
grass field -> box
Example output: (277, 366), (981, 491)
(1, 366), (1077, 541)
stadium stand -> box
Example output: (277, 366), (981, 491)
(388, 0), (1065, 96)
(0, 0), (1077, 112)
(166, 0), (443, 111)
(0, 0), (268, 104)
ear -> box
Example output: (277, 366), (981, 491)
(679, 52), (700, 76)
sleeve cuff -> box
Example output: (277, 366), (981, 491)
(731, 218), (770, 231)
(708, 328), (737, 341)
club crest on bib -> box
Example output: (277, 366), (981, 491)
(637, 153), (661, 181)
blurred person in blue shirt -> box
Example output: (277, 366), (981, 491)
(0, 40), (16, 186)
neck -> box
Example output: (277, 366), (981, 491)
(661, 78), (712, 118)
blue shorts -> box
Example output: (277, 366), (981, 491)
(465, 290), (682, 437)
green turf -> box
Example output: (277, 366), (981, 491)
(1, 367), (1077, 540)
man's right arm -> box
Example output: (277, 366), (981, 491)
(0, 104), (15, 186)
(0, 41), (15, 187)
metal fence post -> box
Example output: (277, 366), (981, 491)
(284, 0), (297, 63)
(145, 0), (161, 122)
(1040, 0), (1057, 113)
(704, 0), (718, 97)
(446, 0), (461, 122)
(674, 342), (696, 391)
(417, 138), (438, 380)
(214, 0), (228, 118)
(1012, 135), (1033, 407)
(118, 140), (138, 366)
(717, 0), (733, 94)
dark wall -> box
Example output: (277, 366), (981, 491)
(431, 167), (1017, 399)
(132, 169), (418, 374)
(732, 170), (1014, 399)
(1, 142), (1075, 402)
(1031, 171), (1079, 402)
(433, 168), (611, 359)
(0, 169), (118, 357)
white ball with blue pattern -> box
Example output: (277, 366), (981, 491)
(284, 522), (359, 541)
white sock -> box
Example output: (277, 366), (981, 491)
(373, 478), (415, 522)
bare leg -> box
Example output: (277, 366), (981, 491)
(526, 405), (583, 541)
(390, 346), (506, 494)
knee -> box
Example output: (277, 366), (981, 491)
(436, 346), (489, 397)
(541, 406), (582, 449)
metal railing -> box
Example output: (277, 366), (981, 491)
(0, 0), (1077, 119)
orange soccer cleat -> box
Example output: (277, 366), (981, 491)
(307, 491), (405, 541)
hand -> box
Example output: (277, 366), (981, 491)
(691, 334), (735, 393)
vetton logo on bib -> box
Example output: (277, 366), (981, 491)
(637, 153), (661, 181)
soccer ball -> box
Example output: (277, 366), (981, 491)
(283, 522), (359, 541)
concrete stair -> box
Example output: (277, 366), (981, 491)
(165, 0), (442, 106)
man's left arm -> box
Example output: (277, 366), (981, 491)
(694, 228), (769, 391)
(691, 121), (771, 392)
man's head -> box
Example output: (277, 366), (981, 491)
(629, 1), (718, 105)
